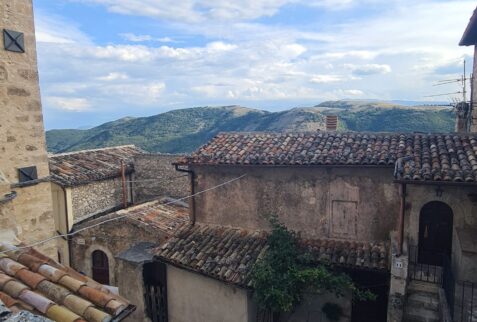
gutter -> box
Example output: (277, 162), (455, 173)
(61, 186), (73, 267)
(174, 165), (196, 225)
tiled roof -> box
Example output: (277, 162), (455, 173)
(155, 225), (268, 287)
(49, 145), (143, 187)
(177, 132), (477, 183)
(0, 244), (134, 322)
(155, 224), (389, 288)
(303, 239), (388, 270)
(73, 199), (189, 233)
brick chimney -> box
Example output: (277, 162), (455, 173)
(455, 102), (470, 133)
(326, 115), (338, 131)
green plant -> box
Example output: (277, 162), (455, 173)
(322, 302), (343, 321)
(251, 216), (375, 316)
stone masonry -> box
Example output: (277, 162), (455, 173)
(133, 154), (189, 203)
(0, 0), (56, 257)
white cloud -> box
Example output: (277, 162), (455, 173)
(345, 64), (392, 76)
(46, 97), (92, 112)
(344, 89), (364, 96)
(119, 33), (153, 42)
(97, 72), (129, 81)
(119, 33), (176, 43)
(309, 74), (343, 83)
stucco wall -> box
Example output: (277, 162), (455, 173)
(192, 166), (399, 241)
(0, 0), (55, 257)
(133, 154), (189, 203)
(167, 265), (251, 322)
(71, 177), (132, 221)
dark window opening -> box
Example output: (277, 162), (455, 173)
(92, 250), (110, 285)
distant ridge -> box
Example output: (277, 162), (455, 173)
(46, 100), (454, 154)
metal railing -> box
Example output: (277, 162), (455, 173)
(454, 281), (477, 322)
(408, 245), (443, 284)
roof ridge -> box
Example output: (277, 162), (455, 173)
(49, 145), (138, 157)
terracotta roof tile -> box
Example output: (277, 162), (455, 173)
(179, 132), (477, 183)
(0, 244), (134, 321)
(49, 145), (143, 187)
(155, 224), (389, 288)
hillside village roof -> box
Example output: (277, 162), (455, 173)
(0, 243), (134, 322)
(73, 198), (189, 234)
(49, 145), (143, 187)
(155, 224), (389, 288)
(460, 6), (477, 46)
(177, 132), (477, 184)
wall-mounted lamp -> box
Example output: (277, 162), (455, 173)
(435, 186), (443, 198)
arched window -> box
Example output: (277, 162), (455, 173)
(92, 250), (110, 285)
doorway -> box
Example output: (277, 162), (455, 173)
(92, 250), (110, 285)
(418, 201), (453, 266)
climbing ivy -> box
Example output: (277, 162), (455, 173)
(251, 216), (375, 315)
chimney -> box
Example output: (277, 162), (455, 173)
(326, 115), (338, 131)
(455, 101), (470, 133)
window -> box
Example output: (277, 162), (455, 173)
(92, 250), (110, 285)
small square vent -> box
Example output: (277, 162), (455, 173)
(18, 166), (37, 183)
(4, 29), (25, 53)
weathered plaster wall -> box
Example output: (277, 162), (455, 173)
(71, 177), (132, 221)
(0, 0), (55, 257)
(167, 265), (251, 322)
(133, 154), (189, 203)
(117, 260), (151, 322)
(404, 184), (477, 282)
(192, 166), (399, 241)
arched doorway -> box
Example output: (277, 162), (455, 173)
(418, 201), (453, 265)
(92, 250), (110, 285)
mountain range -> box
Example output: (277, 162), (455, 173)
(46, 100), (455, 154)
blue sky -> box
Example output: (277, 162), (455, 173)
(34, 0), (476, 129)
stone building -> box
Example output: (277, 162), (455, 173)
(132, 153), (189, 204)
(0, 0), (56, 257)
(69, 199), (188, 322)
(150, 131), (477, 322)
(49, 145), (142, 265)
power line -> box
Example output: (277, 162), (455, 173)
(0, 174), (247, 254)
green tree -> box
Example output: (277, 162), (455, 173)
(251, 216), (375, 317)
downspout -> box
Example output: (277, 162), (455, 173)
(174, 164), (196, 225)
(394, 156), (411, 257)
(129, 173), (134, 205)
(61, 186), (72, 266)
(397, 183), (406, 257)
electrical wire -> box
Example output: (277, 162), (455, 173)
(0, 174), (247, 254)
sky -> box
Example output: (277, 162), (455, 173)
(34, 0), (476, 129)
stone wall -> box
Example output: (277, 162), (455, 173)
(0, 0), (55, 257)
(71, 176), (132, 221)
(191, 166), (399, 241)
(133, 154), (189, 203)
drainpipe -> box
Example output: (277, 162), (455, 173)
(397, 183), (406, 257)
(62, 186), (72, 266)
(120, 161), (127, 209)
(174, 164), (196, 225)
